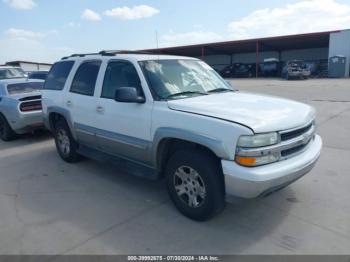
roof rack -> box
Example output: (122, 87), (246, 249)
(61, 50), (154, 60)
(99, 50), (153, 55)
(61, 53), (100, 60)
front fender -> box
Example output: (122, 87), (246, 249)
(152, 127), (230, 167)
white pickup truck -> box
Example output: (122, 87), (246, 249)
(42, 51), (322, 221)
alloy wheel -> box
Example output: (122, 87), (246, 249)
(173, 166), (206, 208)
(56, 129), (70, 156)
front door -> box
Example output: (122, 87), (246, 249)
(95, 60), (153, 165)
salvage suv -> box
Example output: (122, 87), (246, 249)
(42, 51), (322, 221)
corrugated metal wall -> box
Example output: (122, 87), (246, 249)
(329, 30), (350, 77)
(19, 62), (51, 71)
(201, 48), (329, 68)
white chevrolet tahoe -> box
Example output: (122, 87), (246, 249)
(42, 51), (322, 221)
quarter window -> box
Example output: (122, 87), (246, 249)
(101, 61), (143, 99)
(44, 61), (74, 90)
(70, 61), (101, 96)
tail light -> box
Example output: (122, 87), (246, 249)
(20, 100), (42, 112)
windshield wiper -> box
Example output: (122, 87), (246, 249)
(208, 88), (235, 93)
(166, 91), (208, 100)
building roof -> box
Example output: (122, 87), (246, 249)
(143, 30), (341, 57)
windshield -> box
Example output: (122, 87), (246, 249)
(7, 82), (44, 95)
(0, 68), (26, 80)
(139, 59), (233, 100)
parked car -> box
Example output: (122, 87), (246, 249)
(0, 66), (27, 80)
(27, 71), (49, 80)
(0, 79), (44, 141)
(234, 63), (256, 78)
(219, 65), (236, 78)
(303, 61), (320, 78)
(282, 60), (311, 80)
(42, 52), (322, 221)
(260, 58), (281, 77)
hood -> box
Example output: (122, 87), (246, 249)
(167, 91), (315, 133)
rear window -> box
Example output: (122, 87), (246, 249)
(29, 72), (48, 80)
(7, 82), (44, 95)
(44, 61), (74, 90)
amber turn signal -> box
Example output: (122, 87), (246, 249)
(235, 156), (257, 167)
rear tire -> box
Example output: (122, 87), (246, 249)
(165, 149), (225, 221)
(53, 118), (81, 163)
(0, 114), (17, 141)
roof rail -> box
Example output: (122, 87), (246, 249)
(99, 50), (153, 55)
(61, 50), (156, 60)
(61, 53), (100, 60)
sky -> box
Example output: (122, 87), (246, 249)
(1, 0), (350, 64)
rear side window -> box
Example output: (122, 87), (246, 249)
(44, 61), (74, 90)
(7, 82), (44, 95)
(70, 61), (101, 96)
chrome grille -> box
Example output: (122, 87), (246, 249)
(279, 121), (315, 158)
(280, 123), (313, 141)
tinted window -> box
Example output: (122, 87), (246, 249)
(101, 61), (142, 99)
(7, 82), (44, 95)
(29, 72), (48, 80)
(70, 61), (101, 96)
(44, 61), (74, 90)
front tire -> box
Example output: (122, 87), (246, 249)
(165, 149), (225, 221)
(0, 114), (16, 141)
(53, 118), (81, 163)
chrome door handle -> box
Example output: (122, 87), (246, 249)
(66, 100), (72, 107)
(96, 106), (104, 113)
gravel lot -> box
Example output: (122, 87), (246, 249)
(0, 78), (349, 255)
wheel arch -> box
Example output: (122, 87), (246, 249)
(153, 127), (229, 175)
(47, 107), (76, 139)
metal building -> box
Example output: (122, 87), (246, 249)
(4, 61), (52, 72)
(144, 29), (350, 78)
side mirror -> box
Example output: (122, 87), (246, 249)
(114, 87), (145, 103)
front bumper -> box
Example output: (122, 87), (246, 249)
(9, 111), (44, 134)
(222, 135), (322, 199)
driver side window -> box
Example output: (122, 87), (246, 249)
(101, 61), (143, 99)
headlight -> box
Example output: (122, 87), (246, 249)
(237, 133), (278, 148)
(236, 132), (280, 167)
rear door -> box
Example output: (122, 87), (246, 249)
(42, 60), (75, 120)
(65, 60), (102, 147)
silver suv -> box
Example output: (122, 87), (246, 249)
(42, 51), (322, 221)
